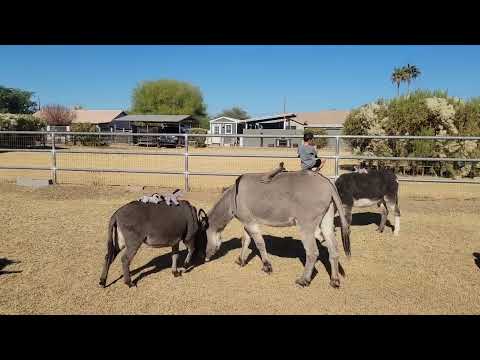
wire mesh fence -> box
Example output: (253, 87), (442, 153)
(1, 131), (480, 190)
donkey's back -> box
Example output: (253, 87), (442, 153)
(113, 200), (199, 247)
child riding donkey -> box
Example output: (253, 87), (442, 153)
(260, 132), (324, 183)
(298, 132), (324, 173)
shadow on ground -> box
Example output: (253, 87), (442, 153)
(105, 237), (241, 287)
(244, 235), (346, 281)
(105, 232), (347, 287)
(0, 258), (22, 276)
(473, 253), (480, 270)
(335, 212), (394, 232)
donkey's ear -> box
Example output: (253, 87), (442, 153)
(198, 208), (207, 220)
(198, 209), (208, 226)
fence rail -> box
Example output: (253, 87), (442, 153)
(1, 131), (480, 190)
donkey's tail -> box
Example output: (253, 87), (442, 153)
(108, 216), (120, 260)
(327, 178), (351, 257)
(99, 215), (120, 287)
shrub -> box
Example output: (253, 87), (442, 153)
(0, 113), (46, 148)
(342, 90), (480, 178)
(70, 123), (108, 147)
(188, 127), (208, 147)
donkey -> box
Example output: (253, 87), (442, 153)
(335, 169), (401, 236)
(99, 200), (208, 288)
(205, 170), (351, 288)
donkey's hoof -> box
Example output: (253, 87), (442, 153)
(183, 264), (194, 273)
(377, 228), (384, 233)
(295, 277), (311, 287)
(98, 280), (106, 288)
(172, 270), (182, 277)
(262, 262), (273, 274)
(235, 257), (246, 267)
(329, 278), (341, 288)
(126, 282), (136, 288)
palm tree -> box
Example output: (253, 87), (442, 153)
(391, 67), (406, 97)
(404, 64), (421, 95)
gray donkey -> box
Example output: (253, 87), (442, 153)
(99, 200), (208, 288)
(205, 170), (351, 288)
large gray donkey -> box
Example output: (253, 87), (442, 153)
(205, 170), (351, 288)
(99, 200), (208, 288)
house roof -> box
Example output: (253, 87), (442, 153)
(72, 110), (126, 124)
(243, 113), (296, 123)
(210, 116), (242, 123)
(113, 114), (192, 123)
(255, 118), (304, 125)
(295, 110), (350, 128)
(33, 109), (125, 125)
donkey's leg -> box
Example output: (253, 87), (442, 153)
(385, 195), (400, 236)
(121, 240), (142, 288)
(321, 203), (341, 288)
(344, 204), (353, 226)
(244, 223), (273, 274)
(99, 245), (122, 288)
(235, 228), (252, 267)
(314, 225), (325, 243)
(296, 224), (319, 287)
(171, 243), (182, 277)
(377, 199), (389, 233)
(99, 251), (118, 288)
(183, 241), (195, 271)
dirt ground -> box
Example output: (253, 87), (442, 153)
(1, 181), (479, 314)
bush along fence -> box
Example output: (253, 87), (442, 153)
(343, 90), (480, 179)
(0, 131), (480, 190)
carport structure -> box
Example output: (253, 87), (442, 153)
(112, 114), (198, 133)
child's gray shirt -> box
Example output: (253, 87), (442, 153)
(297, 143), (317, 170)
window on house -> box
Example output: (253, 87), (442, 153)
(225, 124), (232, 134)
(213, 125), (220, 135)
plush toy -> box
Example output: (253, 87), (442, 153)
(138, 189), (183, 206)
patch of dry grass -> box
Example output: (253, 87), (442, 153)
(1, 182), (479, 314)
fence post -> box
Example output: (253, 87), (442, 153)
(51, 132), (57, 184)
(184, 133), (189, 192)
(334, 136), (340, 179)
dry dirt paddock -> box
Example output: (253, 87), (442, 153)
(1, 181), (480, 314)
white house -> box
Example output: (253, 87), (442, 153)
(207, 116), (245, 146)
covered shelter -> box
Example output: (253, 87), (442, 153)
(111, 114), (198, 133)
(243, 113), (300, 130)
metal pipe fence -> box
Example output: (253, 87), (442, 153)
(1, 131), (480, 191)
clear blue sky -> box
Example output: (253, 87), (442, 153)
(1, 45), (479, 117)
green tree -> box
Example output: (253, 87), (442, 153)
(404, 64), (421, 95)
(131, 79), (208, 126)
(198, 118), (210, 129)
(391, 67), (406, 96)
(0, 86), (38, 114)
(216, 106), (250, 120)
